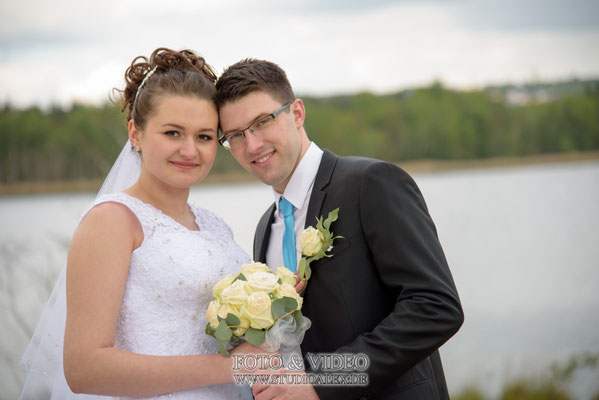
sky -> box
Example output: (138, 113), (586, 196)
(1, 0), (598, 108)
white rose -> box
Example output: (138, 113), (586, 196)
(220, 279), (250, 306)
(206, 299), (221, 329)
(276, 266), (297, 287)
(299, 227), (325, 257)
(274, 283), (303, 309)
(212, 273), (236, 301)
(243, 292), (275, 330)
(246, 271), (280, 293)
(240, 262), (270, 277)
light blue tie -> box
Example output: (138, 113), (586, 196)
(279, 197), (297, 272)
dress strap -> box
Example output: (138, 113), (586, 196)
(78, 192), (159, 239)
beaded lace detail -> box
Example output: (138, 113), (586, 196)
(81, 193), (252, 399)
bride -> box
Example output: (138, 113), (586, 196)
(20, 48), (267, 399)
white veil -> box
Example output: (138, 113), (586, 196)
(19, 140), (141, 400)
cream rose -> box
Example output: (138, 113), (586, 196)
(299, 227), (325, 257)
(212, 273), (236, 301)
(275, 266), (297, 286)
(274, 283), (303, 309)
(243, 292), (275, 330)
(206, 299), (221, 329)
(220, 279), (250, 306)
(217, 302), (241, 320)
(240, 262), (270, 277)
(246, 271), (280, 293)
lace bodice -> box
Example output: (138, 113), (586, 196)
(83, 193), (252, 399)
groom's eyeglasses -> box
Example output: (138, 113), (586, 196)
(218, 100), (294, 150)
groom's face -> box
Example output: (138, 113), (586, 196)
(219, 91), (304, 193)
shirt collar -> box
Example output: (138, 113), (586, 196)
(273, 142), (323, 213)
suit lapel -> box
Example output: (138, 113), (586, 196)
(305, 150), (339, 229)
(254, 203), (276, 262)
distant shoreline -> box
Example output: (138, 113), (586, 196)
(2, 150), (598, 196)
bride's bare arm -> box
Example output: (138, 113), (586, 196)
(63, 202), (236, 396)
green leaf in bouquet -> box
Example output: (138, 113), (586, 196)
(273, 297), (299, 320)
(217, 338), (230, 357)
(292, 310), (303, 328)
(215, 320), (233, 342)
(205, 323), (216, 338)
(244, 327), (266, 346)
(225, 313), (240, 327)
(271, 298), (286, 320)
(233, 273), (247, 282)
(283, 296), (298, 313)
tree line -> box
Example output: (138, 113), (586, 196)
(1, 80), (598, 184)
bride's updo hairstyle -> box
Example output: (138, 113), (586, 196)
(118, 47), (217, 130)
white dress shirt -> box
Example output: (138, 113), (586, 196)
(266, 142), (324, 269)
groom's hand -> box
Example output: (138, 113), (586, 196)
(294, 273), (306, 294)
(252, 369), (319, 400)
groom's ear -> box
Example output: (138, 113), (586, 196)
(128, 120), (141, 147)
(291, 99), (306, 129)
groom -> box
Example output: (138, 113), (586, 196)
(216, 59), (464, 400)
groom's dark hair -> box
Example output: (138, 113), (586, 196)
(215, 59), (295, 107)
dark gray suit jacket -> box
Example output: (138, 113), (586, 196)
(254, 150), (463, 399)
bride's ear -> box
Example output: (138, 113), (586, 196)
(128, 120), (141, 148)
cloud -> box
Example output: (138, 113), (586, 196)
(0, 0), (598, 107)
(450, 0), (599, 32)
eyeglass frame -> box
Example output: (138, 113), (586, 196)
(218, 99), (295, 149)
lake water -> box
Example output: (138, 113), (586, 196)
(1, 160), (598, 399)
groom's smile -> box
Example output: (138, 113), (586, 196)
(252, 151), (275, 166)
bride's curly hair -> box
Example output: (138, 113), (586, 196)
(116, 47), (217, 129)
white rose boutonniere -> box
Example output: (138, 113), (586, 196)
(299, 227), (324, 257)
(297, 208), (342, 283)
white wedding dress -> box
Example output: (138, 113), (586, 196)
(76, 192), (253, 399)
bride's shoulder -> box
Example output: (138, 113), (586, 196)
(76, 195), (142, 240)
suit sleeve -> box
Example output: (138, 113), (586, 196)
(315, 161), (464, 399)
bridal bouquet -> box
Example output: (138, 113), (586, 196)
(205, 262), (311, 356)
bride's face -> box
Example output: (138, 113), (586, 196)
(131, 94), (219, 189)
